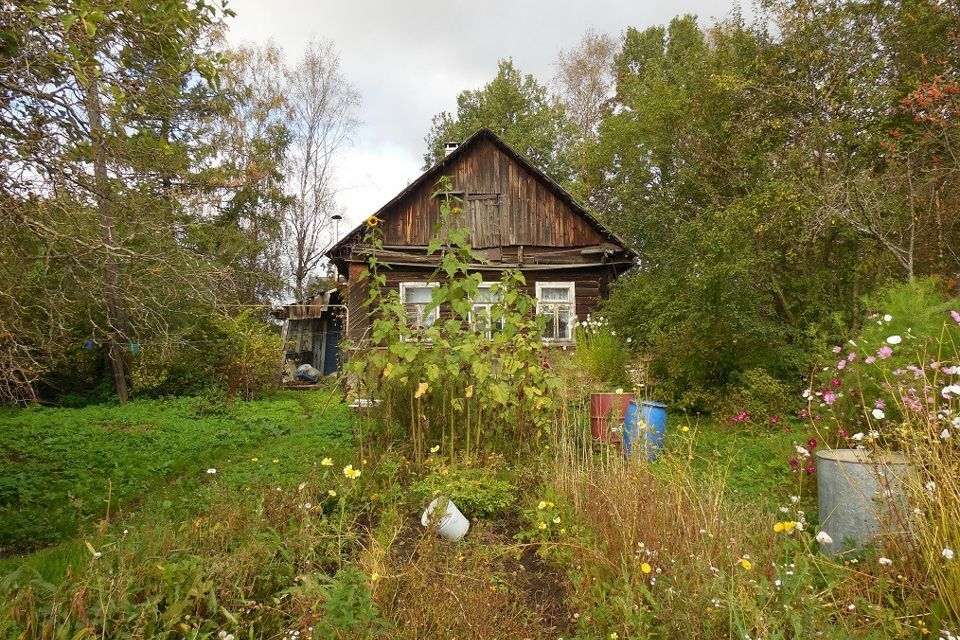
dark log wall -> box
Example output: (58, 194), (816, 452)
(345, 264), (617, 342)
(379, 138), (605, 249)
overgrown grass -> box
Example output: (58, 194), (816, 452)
(0, 391), (353, 553)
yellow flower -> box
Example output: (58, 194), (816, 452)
(739, 558), (753, 570)
(343, 464), (361, 479)
(559, 528), (566, 535)
(538, 521), (547, 530)
(547, 501), (555, 508)
(641, 562), (652, 574)
(610, 633), (619, 640)
(783, 521), (796, 533)
(272, 459), (279, 464)
(553, 516), (561, 524)
(250, 457), (259, 462)
(328, 489), (337, 497)
(537, 501), (548, 510)
(430, 445), (440, 453)
(366, 215), (380, 228)
(681, 426), (690, 433)
(415, 381), (429, 398)
(774, 522), (785, 533)
(321, 457), (334, 467)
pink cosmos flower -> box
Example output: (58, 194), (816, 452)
(789, 457), (800, 472)
(951, 310), (960, 325)
(847, 352), (857, 362)
(877, 346), (893, 359)
(838, 428), (848, 438)
(865, 356), (876, 365)
(824, 391), (837, 405)
(770, 415), (779, 424)
(837, 360), (846, 370)
(804, 465), (816, 475)
(800, 408), (810, 420)
(874, 398), (886, 409)
(832, 345), (842, 354)
(807, 438), (817, 450)
(831, 378), (842, 388)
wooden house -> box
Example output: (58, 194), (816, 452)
(326, 127), (636, 354)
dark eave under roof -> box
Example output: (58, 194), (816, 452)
(325, 127), (637, 261)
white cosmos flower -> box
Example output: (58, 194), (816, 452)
(883, 314), (893, 322)
(942, 385), (960, 398)
(887, 335), (902, 345)
(796, 446), (809, 457)
(926, 481), (937, 493)
(943, 548), (955, 561)
(816, 531), (834, 545)
(868, 430), (880, 439)
(872, 408), (885, 420)
(206, 468), (217, 474)
(802, 389), (811, 399)
(942, 429), (952, 440)
(851, 432), (865, 441)
(878, 557), (893, 566)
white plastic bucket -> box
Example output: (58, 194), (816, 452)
(420, 496), (470, 541)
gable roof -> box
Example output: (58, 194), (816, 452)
(325, 127), (636, 259)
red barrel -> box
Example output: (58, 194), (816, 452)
(590, 392), (635, 445)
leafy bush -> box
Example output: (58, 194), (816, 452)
(574, 314), (631, 387)
(219, 311), (282, 400)
(409, 465), (516, 518)
(711, 368), (799, 427)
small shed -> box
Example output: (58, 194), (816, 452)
(273, 288), (345, 376)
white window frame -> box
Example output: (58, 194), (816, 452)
(468, 282), (505, 338)
(399, 281), (440, 332)
(535, 281), (576, 343)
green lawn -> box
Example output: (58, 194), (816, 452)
(0, 391), (354, 554)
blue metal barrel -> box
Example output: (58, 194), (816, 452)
(623, 400), (668, 461)
(622, 400), (640, 457)
(641, 401), (667, 460)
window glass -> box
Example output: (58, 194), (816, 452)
(536, 282), (575, 341)
(401, 283), (438, 329)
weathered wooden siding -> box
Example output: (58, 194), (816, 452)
(379, 138), (605, 249)
(345, 264), (616, 342)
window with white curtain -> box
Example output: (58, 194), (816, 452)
(399, 282), (439, 329)
(536, 281), (576, 341)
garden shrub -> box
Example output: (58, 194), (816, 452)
(218, 310), (282, 400)
(711, 367), (799, 427)
(409, 465), (516, 519)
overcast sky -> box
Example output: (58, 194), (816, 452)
(225, 0), (742, 234)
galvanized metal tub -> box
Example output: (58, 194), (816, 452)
(815, 448), (912, 555)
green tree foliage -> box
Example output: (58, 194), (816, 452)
(0, 1), (233, 402)
(423, 59), (576, 184)
(587, 4), (960, 408)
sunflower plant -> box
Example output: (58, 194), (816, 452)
(347, 176), (562, 465)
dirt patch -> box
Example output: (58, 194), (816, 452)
(374, 507), (572, 639)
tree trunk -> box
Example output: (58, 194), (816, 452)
(86, 77), (131, 403)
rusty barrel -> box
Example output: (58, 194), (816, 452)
(590, 392), (635, 445)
